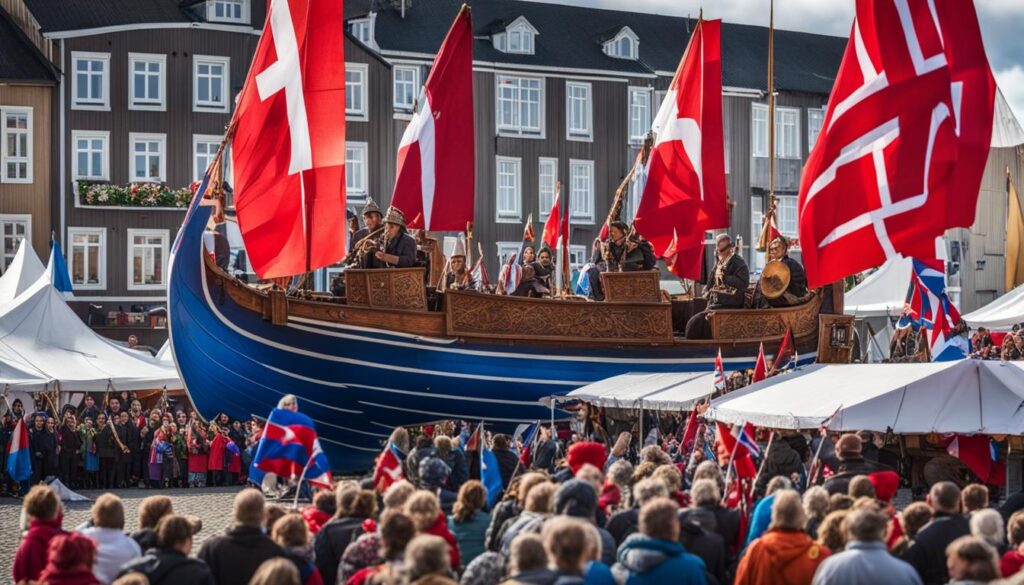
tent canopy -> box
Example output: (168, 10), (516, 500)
(0, 240), (45, 307)
(845, 257), (912, 317)
(963, 283), (1024, 330)
(552, 371), (715, 410)
(709, 361), (1024, 435)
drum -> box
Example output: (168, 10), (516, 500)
(759, 259), (791, 300)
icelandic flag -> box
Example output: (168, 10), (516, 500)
(6, 417), (31, 482)
(373, 442), (406, 492)
(251, 408), (333, 489)
(575, 263), (594, 296)
(517, 422), (539, 468)
(48, 235), (74, 295)
(713, 348), (727, 391)
(735, 422), (761, 459)
(481, 446), (504, 509)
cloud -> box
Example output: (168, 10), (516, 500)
(995, 66), (1024, 124)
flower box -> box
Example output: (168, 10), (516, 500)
(77, 181), (192, 208)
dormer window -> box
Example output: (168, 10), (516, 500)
(494, 17), (538, 55)
(349, 13), (378, 50)
(206, 0), (249, 24)
(603, 27), (639, 60)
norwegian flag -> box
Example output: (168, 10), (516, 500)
(734, 422), (761, 459)
(751, 343), (767, 383)
(713, 348), (727, 392)
(798, 0), (995, 287)
(391, 6), (475, 230)
(373, 442), (406, 492)
(232, 0), (347, 278)
(634, 18), (727, 281)
(715, 422), (756, 479)
(252, 408), (333, 488)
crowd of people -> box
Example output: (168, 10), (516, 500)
(12, 418), (1024, 585)
(1, 392), (264, 495)
(971, 324), (1024, 360)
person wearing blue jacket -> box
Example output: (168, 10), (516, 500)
(613, 498), (707, 585)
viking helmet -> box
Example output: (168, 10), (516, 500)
(383, 206), (407, 228)
(362, 198), (382, 217)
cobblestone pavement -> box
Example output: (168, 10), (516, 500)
(0, 487), (244, 579)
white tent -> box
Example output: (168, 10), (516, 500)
(709, 361), (1024, 434)
(0, 240), (45, 306)
(992, 86), (1024, 148)
(963, 283), (1024, 330)
(844, 257), (911, 317)
(552, 371), (715, 410)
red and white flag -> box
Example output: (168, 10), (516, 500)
(391, 6), (474, 231)
(232, 0), (348, 278)
(752, 343), (767, 383)
(713, 348), (727, 391)
(634, 18), (727, 280)
(798, 0), (995, 287)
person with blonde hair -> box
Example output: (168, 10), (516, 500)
(314, 486), (376, 585)
(131, 495), (174, 551)
(499, 482), (558, 558)
(484, 472), (547, 553)
(403, 535), (457, 584)
(248, 558), (300, 585)
(405, 490), (460, 569)
(198, 488), (286, 585)
(448, 480), (489, 568)
(607, 477), (669, 547)
(384, 479), (416, 511)
(270, 513), (321, 585)
(817, 509), (850, 553)
(13, 484), (66, 583)
(80, 493), (143, 584)
(601, 459), (634, 514)
(735, 490), (831, 585)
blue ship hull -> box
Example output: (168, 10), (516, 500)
(168, 200), (813, 471)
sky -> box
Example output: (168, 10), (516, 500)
(529, 0), (1024, 120)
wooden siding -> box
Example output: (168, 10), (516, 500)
(0, 83), (52, 262)
(0, 0), (54, 63)
(345, 38), (394, 212)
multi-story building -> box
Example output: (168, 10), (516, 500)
(0, 3), (56, 268)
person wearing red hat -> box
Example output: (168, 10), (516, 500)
(566, 441), (608, 477)
(37, 533), (101, 585)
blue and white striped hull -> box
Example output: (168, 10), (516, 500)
(168, 202), (809, 471)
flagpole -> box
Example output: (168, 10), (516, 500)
(751, 430), (775, 490)
(807, 405), (842, 486)
(292, 454), (315, 509)
(766, 0), (776, 212)
(720, 429), (743, 505)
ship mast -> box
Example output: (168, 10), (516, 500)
(767, 0), (776, 215)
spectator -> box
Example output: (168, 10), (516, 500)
(566, 442), (607, 479)
(829, 494), (854, 513)
(962, 484), (990, 515)
(406, 435), (439, 487)
(434, 435), (469, 490)
(271, 513), (323, 585)
(816, 510), (849, 553)
(500, 482), (557, 558)
(406, 490), (461, 570)
(485, 472), (547, 553)
(600, 459), (634, 515)
(607, 478), (669, 547)
(689, 470), (742, 562)
(676, 502), (728, 585)
(531, 425), (558, 474)
(248, 558), (301, 585)
(37, 532), (102, 585)
(301, 490), (336, 536)
(491, 434), (521, 488)
(612, 498), (706, 585)
(754, 431), (803, 498)
(344, 509), (416, 585)
(266, 504), (289, 534)
(847, 475), (876, 500)
(746, 476), (794, 544)
(1001, 510), (1024, 577)
(970, 509), (1006, 553)
(131, 496), (174, 551)
(811, 507), (922, 585)
(903, 481), (971, 585)
(504, 533), (553, 584)
(404, 535), (457, 585)
(79, 493), (143, 584)
(535, 517), (592, 583)
(822, 434), (890, 495)
(448, 480), (490, 569)
(735, 490), (831, 585)
(420, 457), (457, 515)
(383, 479), (416, 511)
(553, 479), (617, 566)
(13, 484), (66, 583)
(605, 432), (631, 472)
(314, 484), (374, 585)
(945, 536), (1000, 584)
(119, 515), (213, 585)
(198, 488), (286, 585)
(31, 415), (59, 484)
(891, 503), (934, 557)
(803, 486), (830, 538)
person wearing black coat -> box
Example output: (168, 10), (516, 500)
(120, 516), (214, 585)
(491, 434), (520, 489)
(405, 435), (438, 488)
(683, 488), (742, 565)
(197, 492), (286, 585)
(314, 515), (365, 585)
(552, 479), (617, 566)
(902, 482), (972, 585)
(531, 426), (557, 473)
(679, 508), (728, 585)
(753, 436), (804, 498)
(30, 416), (58, 484)
(822, 434), (893, 495)
(58, 414), (82, 488)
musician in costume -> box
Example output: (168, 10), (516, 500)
(364, 206), (417, 269)
(351, 198), (384, 251)
(755, 235), (810, 308)
(443, 240), (476, 291)
(684, 233), (750, 339)
(586, 221), (655, 301)
(531, 248), (555, 290)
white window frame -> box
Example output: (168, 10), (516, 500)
(346, 141), (368, 199)
(750, 195), (766, 271)
(71, 130), (109, 181)
(349, 16), (375, 47)
(1, 107), (32, 184)
(569, 245), (587, 270)
(565, 81), (592, 141)
(496, 241), (520, 267)
(775, 106), (801, 159)
(193, 55), (230, 113)
(628, 87), (652, 144)
(129, 132), (167, 182)
(538, 157), (558, 220)
(751, 103), (802, 159)
(495, 156), (522, 223)
(346, 63), (368, 121)
(807, 106), (826, 151)
(127, 228), (169, 291)
(128, 53), (166, 111)
(192, 134), (224, 182)
(71, 51), (110, 111)
(67, 227), (106, 290)
(206, 0), (249, 24)
(495, 75), (545, 138)
(505, 18), (537, 55)
(751, 103), (769, 158)
(568, 159), (594, 224)
(603, 27), (639, 60)
(776, 195), (798, 237)
(0, 215), (31, 273)
(393, 65), (419, 111)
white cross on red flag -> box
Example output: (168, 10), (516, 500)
(798, 0), (995, 288)
(231, 0), (347, 279)
(634, 18), (727, 281)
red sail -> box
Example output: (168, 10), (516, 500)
(392, 6), (475, 231)
(634, 19), (726, 281)
(231, 0), (347, 278)
(797, 0), (994, 287)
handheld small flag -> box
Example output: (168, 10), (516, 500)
(752, 343), (767, 383)
(713, 348), (727, 391)
(481, 445), (504, 508)
(715, 421), (756, 479)
(464, 423), (482, 452)
(6, 417), (31, 482)
(252, 408), (333, 489)
(518, 422), (539, 468)
(499, 253), (522, 294)
(373, 443), (406, 492)
(48, 235), (74, 295)
(517, 214), (536, 265)
(735, 422), (761, 459)
(575, 263), (594, 297)
(769, 328), (796, 375)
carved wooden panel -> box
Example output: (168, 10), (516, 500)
(445, 291), (673, 343)
(600, 271), (663, 303)
(709, 292), (822, 341)
(346, 268), (427, 311)
(817, 314), (856, 363)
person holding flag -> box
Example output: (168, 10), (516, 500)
(250, 405), (333, 502)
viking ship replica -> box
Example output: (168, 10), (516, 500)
(168, 2), (850, 471)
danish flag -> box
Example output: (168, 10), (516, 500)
(231, 0), (348, 279)
(634, 18), (727, 281)
(713, 348), (727, 392)
(391, 6), (474, 230)
(798, 0), (995, 287)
